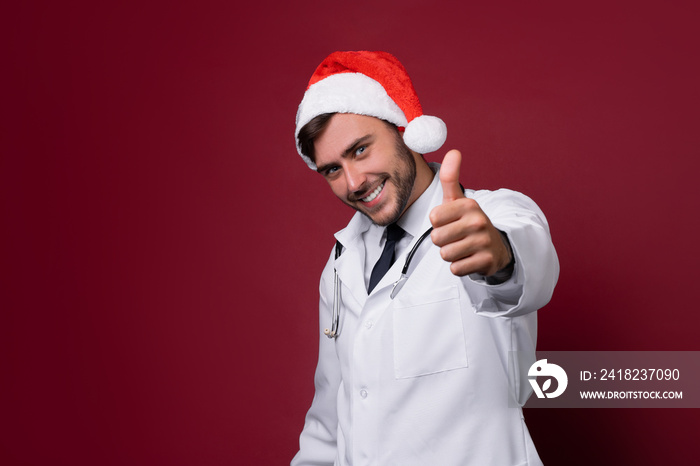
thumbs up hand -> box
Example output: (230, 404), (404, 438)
(429, 150), (513, 277)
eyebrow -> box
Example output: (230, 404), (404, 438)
(316, 134), (374, 174)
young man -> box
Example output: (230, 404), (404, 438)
(291, 51), (559, 466)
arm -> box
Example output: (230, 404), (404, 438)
(291, 254), (341, 466)
(464, 187), (559, 317)
(430, 150), (559, 317)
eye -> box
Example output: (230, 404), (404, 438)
(325, 166), (340, 176)
(354, 146), (366, 156)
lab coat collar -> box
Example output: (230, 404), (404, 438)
(333, 208), (372, 307)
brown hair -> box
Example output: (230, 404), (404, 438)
(297, 113), (335, 164)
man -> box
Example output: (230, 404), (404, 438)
(291, 51), (559, 466)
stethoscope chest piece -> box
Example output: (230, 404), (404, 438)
(390, 274), (409, 299)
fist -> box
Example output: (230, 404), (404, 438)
(429, 150), (512, 277)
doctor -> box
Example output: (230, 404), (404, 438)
(291, 51), (559, 466)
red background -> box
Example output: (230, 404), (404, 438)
(3, 1), (699, 464)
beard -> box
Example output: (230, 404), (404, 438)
(355, 135), (417, 227)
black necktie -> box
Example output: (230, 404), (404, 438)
(368, 223), (405, 294)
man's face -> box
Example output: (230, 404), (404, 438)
(313, 113), (418, 226)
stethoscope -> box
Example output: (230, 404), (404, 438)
(324, 226), (434, 339)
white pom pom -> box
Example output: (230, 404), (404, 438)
(403, 115), (447, 154)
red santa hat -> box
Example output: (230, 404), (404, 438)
(295, 51), (447, 170)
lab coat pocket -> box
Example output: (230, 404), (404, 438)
(393, 285), (468, 379)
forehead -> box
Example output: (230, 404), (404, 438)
(314, 113), (392, 160)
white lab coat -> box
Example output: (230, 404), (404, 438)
(292, 168), (559, 466)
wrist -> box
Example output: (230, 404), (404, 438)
(485, 231), (515, 285)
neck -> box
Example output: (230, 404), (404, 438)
(403, 155), (434, 214)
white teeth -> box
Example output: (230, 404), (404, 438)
(361, 182), (384, 203)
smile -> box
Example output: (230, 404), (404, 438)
(361, 182), (385, 203)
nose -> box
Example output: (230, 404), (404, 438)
(344, 164), (366, 193)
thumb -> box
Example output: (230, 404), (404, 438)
(440, 149), (465, 202)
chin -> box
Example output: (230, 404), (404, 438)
(346, 193), (402, 226)
(365, 206), (401, 227)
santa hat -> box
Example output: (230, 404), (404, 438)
(295, 51), (447, 170)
